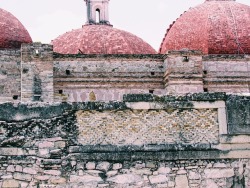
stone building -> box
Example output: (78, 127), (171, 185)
(0, 0), (249, 187)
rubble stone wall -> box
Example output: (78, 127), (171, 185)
(0, 50), (21, 103)
(0, 94), (249, 187)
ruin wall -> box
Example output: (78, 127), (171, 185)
(0, 93), (249, 187)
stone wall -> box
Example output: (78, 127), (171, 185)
(21, 43), (54, 102)
(53, 55), (165, 102)
(227, 95), (250, 134)
(203, 55), (250, 93)
(164, 51), (203, 94)
(0, 156), (249, 188)
(0, 50), (21, 103)
(0, 93), (249, 187)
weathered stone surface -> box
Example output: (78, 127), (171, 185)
(6, 165), (15, 172)
(213, 162), (227, 168)
(2, 179), (19, 188)
(132, 168), (152, 175)
(96, 162), (110, 172)
(38, 141), (54, 148)
(188, 171), (200, 180)
(34, 175), (51, 181)
(177, 169), (187, 174)
(1, 174), (13, 179)
(23, 167), (37, 175)
(15, 165), (22, 172)
(175, 175), (189, 188)
(70, 175), (103, 183)
(44, 170), (61, 176)
(106, 170), (118, 177)
(49, 177), (67, 184)
(146, 162), (156, 168)
(13, 172), (32, 181)
(86, 162), (96, 170)
(149, 175), (168, 184)
(107, 174), (142, 184)
(54, 141), (66, 148)
(112, 163), (122, 170)
(206, 179), (219, 188)
(158, 167), (171, 175)
(204, 168), (234, 179)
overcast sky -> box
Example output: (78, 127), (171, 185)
(1, 0), (250, 51)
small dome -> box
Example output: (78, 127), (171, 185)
(0, 8), (32, 49)
(52, 25), (156, 54)
(159, 0), (250, 54)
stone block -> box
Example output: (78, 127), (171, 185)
(96, 162), (110, 172)
(44, 170), (61, 176)
(106, 170), (118, 177)
(149, 175), (168, 184)
(49, 177), (67, 184)
(34, 175), (51, 181)
(70, 175), (103, 183)
(2, 179), (19, 188)
(23, 167), (37, 175)
(188, 171), (200, 180)
(55, 141), (66, 148)
(158, 167), (171, 174)
(177, 169), (187, 174)
(107, 174), (142, 184)
(204, 168), (234, 179)
(206, 179), (219, 188)
(38, 141), (54, 148)
(175, 175), (189, 188)
(13, 172), (32, 181)
(1, 174), (13, 179)
(146, 161), (156, 168)
(86, 162), (96, 170)
(6, 165), (15, 172)
(132, 168), (152, 175)
(15, 165), (22, 172)
(112, 163), (122, 170)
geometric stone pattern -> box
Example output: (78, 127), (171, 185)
(77, 108), (219, 145)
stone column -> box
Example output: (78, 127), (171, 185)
(164, 50), (204, 94)
(21, 43), (53, 102)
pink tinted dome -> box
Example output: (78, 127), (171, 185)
(52, 25), (156, 54)
(0, 8), (32, 49)
(160, 0), (250, 54)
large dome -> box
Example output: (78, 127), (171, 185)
(159, 0), (250, 54)
(52, 25), (156, 54)
(0, 8), (32, 49)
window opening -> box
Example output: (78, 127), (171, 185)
(96, 9), (100, 23)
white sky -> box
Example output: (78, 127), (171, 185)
(1, 0), (250, 51)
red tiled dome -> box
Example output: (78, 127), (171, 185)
(159, 0), (250, 54)
(52, 25), (156, 54)
(0, 8), (32, 49)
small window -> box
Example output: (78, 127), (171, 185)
(33, 95), (41, 101)
(183, 56), (189, 62)
(59, 90), (63, 94)
(66, 70), (70, 75)
(13, 95), (18, 100)
(151, 72), (155, 76)
(149, 90), (154, 94)
(204, 88), (208, 92)
(96, 9), (100, 23)
(203, 70), (207, 75)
